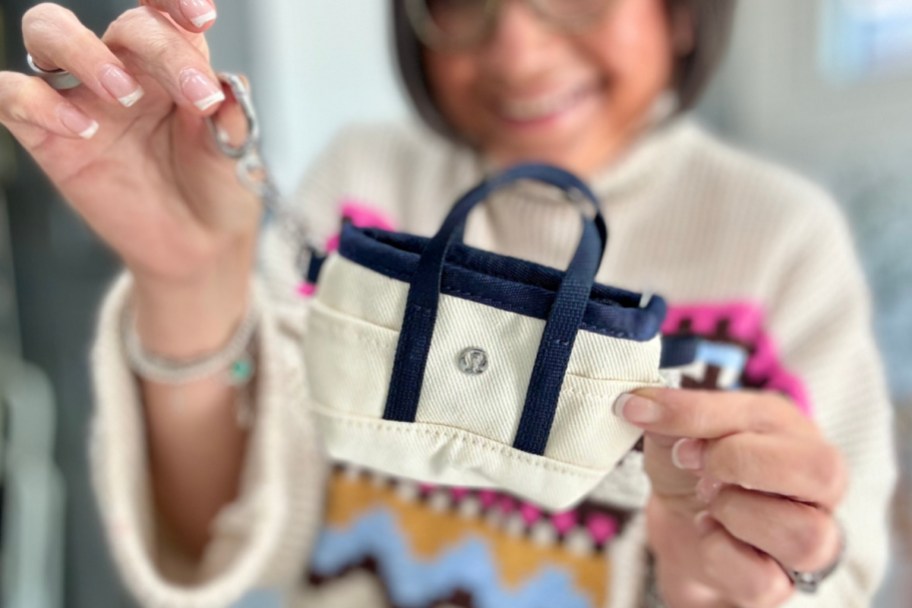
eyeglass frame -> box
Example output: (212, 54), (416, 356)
(404, 0), (617, 52)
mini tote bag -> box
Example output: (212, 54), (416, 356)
(303, 164), (669, 510)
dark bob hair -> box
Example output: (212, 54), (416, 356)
(392, 0), (737, 139)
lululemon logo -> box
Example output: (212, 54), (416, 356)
(458, 348), (489, 376)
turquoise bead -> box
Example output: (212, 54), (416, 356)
(229, 354), (255, 386)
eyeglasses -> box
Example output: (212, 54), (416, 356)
(406, 0), (616, 51)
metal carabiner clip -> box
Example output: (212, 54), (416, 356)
(206, 72), (261, 160)
(202, 72), (324, 267)
(204, 72), (277, 204)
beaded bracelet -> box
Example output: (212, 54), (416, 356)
(122, 304), (259, 388)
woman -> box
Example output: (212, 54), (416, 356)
(0, 0), (896, 606)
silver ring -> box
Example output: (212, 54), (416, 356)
(26, 53), (82, 91)
(785, 520), (846, 594)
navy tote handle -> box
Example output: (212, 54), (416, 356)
(383, 163), (608, 456)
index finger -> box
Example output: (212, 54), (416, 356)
(139, 0), (217, 32)
(613, 388), (808, 439)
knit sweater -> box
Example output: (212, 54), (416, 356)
(89, 118), (897, 608)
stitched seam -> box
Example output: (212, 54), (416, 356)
(447, 287), (635, 340)
(314, 408), (609, 477)
(431, 254), (628, 312)
(561, 383), (665, 400)
(308, 324), (394, 349)
(448, 262), (623, 309)
(579, 321), (638, 340)
(362, 260), (413, 283)
(344, 260), (643, 340)
(310, 306), (664, 385)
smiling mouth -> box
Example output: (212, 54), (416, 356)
(495, 84), (598, 124)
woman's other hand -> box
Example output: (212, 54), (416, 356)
(616, 388), (847, 607)
(0, 1), (260, 355)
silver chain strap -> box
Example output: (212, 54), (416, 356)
(206, 73), (321, 268)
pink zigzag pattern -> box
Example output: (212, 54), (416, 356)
(412, 478), (621, 546)
(663, 302), (812, 416)
(298, 200), (397, 298)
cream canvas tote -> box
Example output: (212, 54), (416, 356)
(303, 164), (670, 510)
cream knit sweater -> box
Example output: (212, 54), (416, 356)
(89, 118), (897, 607)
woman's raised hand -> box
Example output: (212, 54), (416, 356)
(0, 1), (262, 354)
(617, 388), (847, 607)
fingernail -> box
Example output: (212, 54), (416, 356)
(99, 64), (144, 108)
(696, 476), (723, 504)
(181, 0), (217, 28)
(57, 104), (99, 139)
(180, 68), (225, 111)
(693, 511), (715, 537)
(671, 438), (703, 470)
(613, 394), (661, 424)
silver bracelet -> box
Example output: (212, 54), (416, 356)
(122, 303), (259, 388)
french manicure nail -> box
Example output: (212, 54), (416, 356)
(180, 68), (225, 111)
(612, 394), (661, 424)
(99, 64), (144, 108)
(181, 0), (217, 28)
(57, 104), (99, 139)
(672, 438), (703, 470)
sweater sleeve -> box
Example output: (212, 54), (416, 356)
(767, 197), (898, 607)
(88, 272), (328, 608)
(85, 127), (376, 607)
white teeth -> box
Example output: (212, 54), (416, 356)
(500, 90), (583, 121)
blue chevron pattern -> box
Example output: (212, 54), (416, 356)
(310, 509), (594, 608)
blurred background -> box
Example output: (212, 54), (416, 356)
(0, 0), (909, 606)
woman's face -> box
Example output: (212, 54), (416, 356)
(424, 0), (679, 175)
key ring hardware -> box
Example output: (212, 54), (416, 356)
(205, 71), (325, 266)
(206, 72), (261, 159)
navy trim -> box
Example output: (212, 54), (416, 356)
(338, 225), (666, 341)
(512, 217), (602, 455)
(375, 164), (668, 460)
(306, 249), (327, 285)
(383, 165), (615, 437)
(660, 335), (700, 369)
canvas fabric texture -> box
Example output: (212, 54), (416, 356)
(88, 118), (898, 608)
(305, 250), (665, 510)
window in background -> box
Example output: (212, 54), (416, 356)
(206, 1), (409, 194)
(821, 0), (912, 82)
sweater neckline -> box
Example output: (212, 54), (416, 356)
(587, 117), (692, 204)
(470, 117), (692, 207)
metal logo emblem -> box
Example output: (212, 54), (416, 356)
(458, 348), (489, 375)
